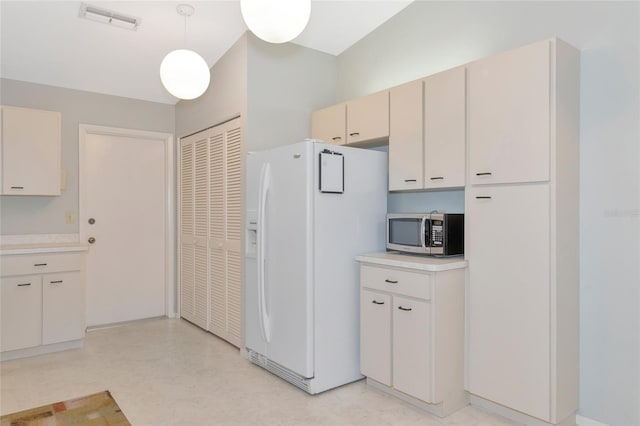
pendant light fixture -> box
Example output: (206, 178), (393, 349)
(240, 0), (311, 44)
(160, 4), (210, 100)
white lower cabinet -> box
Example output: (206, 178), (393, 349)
(357, 255), (467, 417)
(0, 250), (86, 360)
(42, 271), (85, 345)
(0, 275), (42, 352)
(360, 290), (391, 386)
(392, 295), (432, 403)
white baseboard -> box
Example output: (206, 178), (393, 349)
(576, 415), (609, 426)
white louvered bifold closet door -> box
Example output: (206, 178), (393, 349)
(180, 134), (209, 329)
(179, 117), (242, 348)
(208, 120), (242, 347)
(180, 141), (196, 324)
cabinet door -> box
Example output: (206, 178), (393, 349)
(389, 80), (423, 191)
(424, 67), (466, 189)
(179, 138), (197, 323)
(311, 103), (346, 145)
(42, 272), (85, 345)
(468, 40), (550, 185)
(347, 91), (389, 144)
(360, 289), (392, 386)
(393, 295), (432, 403)
(1, 275), (42, 352)
(1, 106), (61, 195)
(466, 184), (551, 421)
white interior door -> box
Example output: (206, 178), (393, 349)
(80, 126), (172, 327)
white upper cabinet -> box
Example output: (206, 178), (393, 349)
(424, 67), (466, 189)
(389, 80), (423, 191)
(346, 90), (389, 145)
(468, 40), (550, 185)
(1, 106), (61, 196)
(311, 103), (346, 145)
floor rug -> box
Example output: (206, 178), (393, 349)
(1, 390), (130, 426)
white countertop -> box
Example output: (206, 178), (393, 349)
(0, 234), (88, 255)
(356, 251), (467, 272)
(0, 242), (88, 255)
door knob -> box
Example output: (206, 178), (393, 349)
(88, 218), (96, 224)
(88, 237), (96, 244)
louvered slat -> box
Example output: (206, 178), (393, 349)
(209, 133), (225, 240)
(194, 245), (208, 329)
(226, 127), (242, 242)
(180, 244), (195, 322)
(180, 143), (194, 236)
(209, 247), (226, 336)
(226, 250), (242, 346)
(194, 139), (208, 237)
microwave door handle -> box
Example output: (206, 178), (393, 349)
(420, 217), (428, 252)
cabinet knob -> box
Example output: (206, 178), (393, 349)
(331, 136), (342, 141)
(404, 179), (417, 183)
(430, 177), (444, 180)
(349, 132), (360, 137)
(34, 263), (47, 267)
(476, 172), (492, 176)
(17, 283), (32, 287)
(384, 279), (398, 284)
(371, 300), (385, 305)
(398, 306), (412, 311)
(10, 186), (24, 190)
(50, 280), (64, 284)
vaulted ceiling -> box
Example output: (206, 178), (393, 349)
(1, 1), (413, 104)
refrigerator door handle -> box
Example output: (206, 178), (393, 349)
(257, 162), (272, 343)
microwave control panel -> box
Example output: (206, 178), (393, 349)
(430, 220), (443, 247)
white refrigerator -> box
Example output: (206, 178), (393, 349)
(245, 139), (387, 394)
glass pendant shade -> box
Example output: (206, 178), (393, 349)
(241, 0), (311, 44)
(160, 49), (210, 100)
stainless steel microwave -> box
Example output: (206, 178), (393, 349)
(386, 213), (464, 256)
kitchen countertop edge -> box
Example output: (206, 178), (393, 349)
(0, 243), (89, 255)
(356, 251), (467, 272)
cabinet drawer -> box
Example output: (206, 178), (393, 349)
(360, 264), (431, 300)
(1, 253), (83, 276)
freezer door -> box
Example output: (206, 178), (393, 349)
(247, 141), (315, 378)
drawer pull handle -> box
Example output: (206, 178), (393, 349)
(371, 300), (385, 305)
(331, 136), (342, 141)
(475, 196), (492, 200)
(398, 306), (412, 311)
(349, 132), (360, 137)
(476, 172), (492, 176)
(10, 186), (24, 189)
(404, 179), (417, 183)
(34, 263), (48, 267)
(430, 177), (444, 180)
(17, 283), (31, 287)
(384, 279), (398, 284)
(50, 280), (64, 284)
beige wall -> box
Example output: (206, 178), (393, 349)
(175, 35), (248, 139)
(0, 78), (175, 235)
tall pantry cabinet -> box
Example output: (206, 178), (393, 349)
(465, 39), (579, 424)
(180, 117), (242, 347)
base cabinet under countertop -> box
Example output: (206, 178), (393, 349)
(356, 254), (468, 418)
(0, 249), (86, 360)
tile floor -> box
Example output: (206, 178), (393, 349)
(0, 318), (515, 425)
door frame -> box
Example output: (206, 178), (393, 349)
(78, 124), (176, 318)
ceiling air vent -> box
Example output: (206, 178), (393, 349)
(79, 3), (141, 31)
